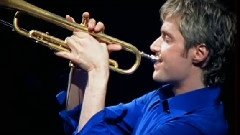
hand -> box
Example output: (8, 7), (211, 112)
(66, 12), (122, 52)
(55, 12), (124, 72)
(55, 12), (111, 72)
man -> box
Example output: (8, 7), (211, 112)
(55, 0), (236, 134)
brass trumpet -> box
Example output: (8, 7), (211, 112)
(0, 0), (159, 74)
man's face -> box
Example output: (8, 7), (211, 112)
(150, 16), (194, 84)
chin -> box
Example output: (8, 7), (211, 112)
(152, 70), (168, 83)
(152, 70), (161, 81)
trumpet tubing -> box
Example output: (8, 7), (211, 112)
(0, 0), (157, 74)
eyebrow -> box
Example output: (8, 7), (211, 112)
(161, 29), (174, 39)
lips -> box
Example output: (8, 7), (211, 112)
(153, 62), (162, 71)
(153, 53), (162, 66)
(158, 54), (162, 61)
(155, 54), (162, 62)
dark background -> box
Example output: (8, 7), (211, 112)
(0, 0), (238, 134)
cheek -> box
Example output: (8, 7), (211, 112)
(162, 50), (191, 73)
(166, 57), (192, 79)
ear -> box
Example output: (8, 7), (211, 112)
(192, 43), (209, 64)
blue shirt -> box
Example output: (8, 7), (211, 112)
(56, 84), (228, 135)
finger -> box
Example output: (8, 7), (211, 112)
(82, 12), (90, 26)
(107, 44), (122, 53)
(82, 12), (90, 20)
(55, 51), (75, 61)
(66, 15), (76, 22)
(55, 51), (91, 71)
(65, 15), (79, 32)
(88, 18), (96, 31)
(94, 21), (105, 33)
(65, 36), (83, 52)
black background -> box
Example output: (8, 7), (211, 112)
(0, 0), (238, 134)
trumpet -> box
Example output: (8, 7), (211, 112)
(0, 0), (159, 74)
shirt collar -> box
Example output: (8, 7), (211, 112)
(158, 84), (221, 114)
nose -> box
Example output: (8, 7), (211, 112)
(150, 37), (161, 52)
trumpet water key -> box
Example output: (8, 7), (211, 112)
(0, 0), (159, 74)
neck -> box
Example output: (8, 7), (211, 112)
(172, 66), (206, 95)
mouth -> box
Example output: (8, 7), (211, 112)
(153, 54), (162, 69)
(153, 53), (162, 63)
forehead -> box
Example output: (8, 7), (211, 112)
(161, 15), (180, 32)
(161, 15), (182, 38)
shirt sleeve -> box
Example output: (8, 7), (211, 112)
(56, 89), (156, 135)
(77, 91), (156, 135)
(56, 90), (82, 135)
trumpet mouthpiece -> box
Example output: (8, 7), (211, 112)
(140, 51), (159, 62)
